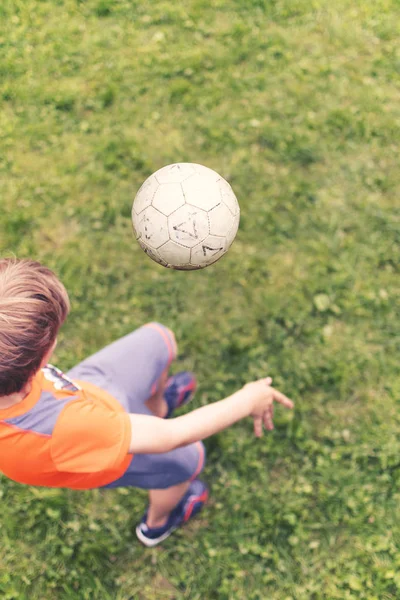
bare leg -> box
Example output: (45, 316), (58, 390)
(147, 480), (191, 527)
(145, 367), (169, 418)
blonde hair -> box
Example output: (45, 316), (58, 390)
(0, 258), (70, 396)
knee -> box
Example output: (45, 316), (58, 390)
(168, 441), (206, 486)
(144, 322), (178, 363)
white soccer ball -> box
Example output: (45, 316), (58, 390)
(132, 163), (240, 270)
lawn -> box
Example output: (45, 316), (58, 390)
(0, 0), (399, 598)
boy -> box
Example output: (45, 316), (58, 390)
(0, 258), (293, 546)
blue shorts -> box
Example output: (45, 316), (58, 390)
(66, 323), (205, 490)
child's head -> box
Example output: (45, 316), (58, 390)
(0, 258), (70, 396)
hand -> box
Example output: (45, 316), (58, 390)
(243, 377), (294, 437)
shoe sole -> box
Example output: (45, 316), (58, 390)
(135, 523), (178, 547)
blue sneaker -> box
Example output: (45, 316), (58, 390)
(164, 371), (197, 418)
(135, 480), (209, 547)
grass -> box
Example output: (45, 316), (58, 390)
(0, 0), (399, 597)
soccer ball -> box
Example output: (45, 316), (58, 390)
(132, 163), (240, 270)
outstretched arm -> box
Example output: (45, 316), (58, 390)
(128, 378), (294, 454)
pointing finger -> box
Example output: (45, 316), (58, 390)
(272, 388), (294, 409)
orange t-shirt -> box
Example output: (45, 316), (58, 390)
(0, 365), (132, 489)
